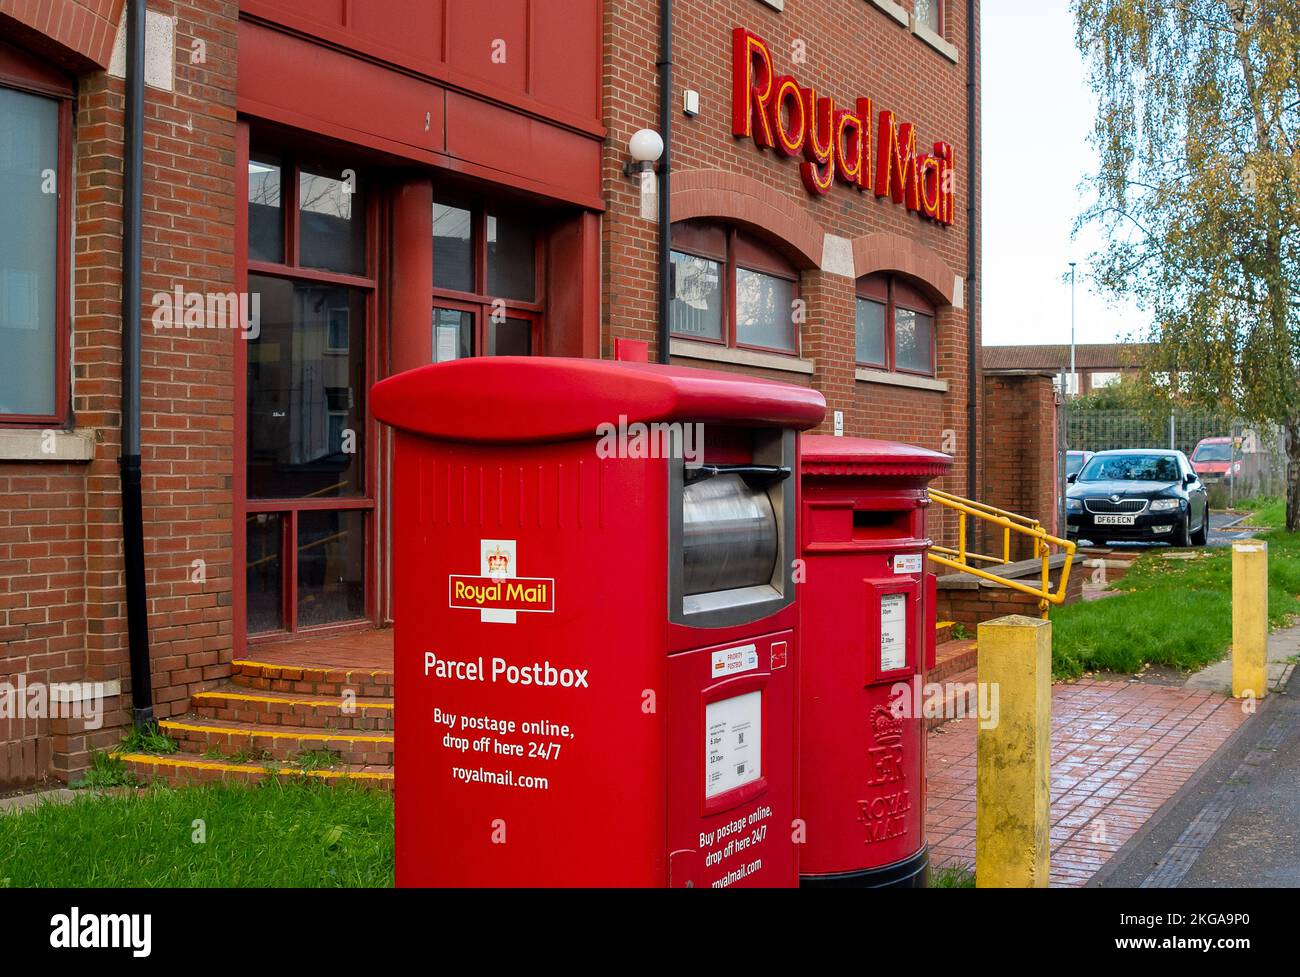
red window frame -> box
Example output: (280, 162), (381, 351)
(669, 221), (802, 357)
(431, 201), (545, 358)
(241, 145), (382, 643)
(855, 272), (937, 377)
(0, 42), (73, 428)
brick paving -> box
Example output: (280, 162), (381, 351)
(926, 675), (1248, 886)
(243, 629), (394, 671)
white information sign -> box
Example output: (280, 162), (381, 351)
(705, 691), (762, 799)
(880, 592), (908, 672)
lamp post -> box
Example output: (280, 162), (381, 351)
(1068, 261), (1077, 400)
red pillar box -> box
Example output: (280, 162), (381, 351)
(371, 357), (824, 887)
(797, 435), (952, 887)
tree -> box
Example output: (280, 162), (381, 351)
(1074, 0), (1300, 529)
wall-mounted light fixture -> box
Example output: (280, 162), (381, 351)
(624, 128), (664, 178)
(625, 128), (665, 221)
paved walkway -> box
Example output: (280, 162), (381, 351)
(1097, 660), (1300, 887)
(1184, 619), (1298, 694)
(926, 678), (1248, 886)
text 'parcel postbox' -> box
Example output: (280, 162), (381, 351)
(797, 435), (952, 887)
(371, 357), (824, 887)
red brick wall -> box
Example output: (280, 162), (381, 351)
(0, 0), (124, 70)
(1, 0), (238, 787)
(601, 0), (980, 521)
(980, 372), (1060, 558)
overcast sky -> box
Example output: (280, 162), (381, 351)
(981, 2), (1147, 348)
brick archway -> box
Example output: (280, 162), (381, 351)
(852, 232), (958, 305)
(671, 170), (824, 269)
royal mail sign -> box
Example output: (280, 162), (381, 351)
(731, 27), (955, 224)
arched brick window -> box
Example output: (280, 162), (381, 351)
(855, 272), (936, 376)
(669, 220), (801, 355)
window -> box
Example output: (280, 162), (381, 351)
(855, 273), (936, 376)
(1090, 371), (1121, 389)
(914, 0), (943, 34)
(244, 150), (375, 636)
(670, 221), (801, 354)
(431, 200), (542, 362)
(0, 55), (71, 425)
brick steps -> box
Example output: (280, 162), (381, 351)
(928, 638), (977, 683)
(192, 684), (393, 732)
(158, 718), (393, 766)
(231, 658), (393, 698)
(118, 751), (393, 790)
(129, 648), (398, 790)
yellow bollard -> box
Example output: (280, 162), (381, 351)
(976, 614), (1051, 887)
(1232, 541), (1269, 700)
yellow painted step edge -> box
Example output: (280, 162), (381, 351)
(936, 620), (956, 629)
(192, 690), (393, 710)
(233, 659), (392, 679)
(117, 753), (393, 781)
(159, 720), (392, 746)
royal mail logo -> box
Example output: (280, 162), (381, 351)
(449, 576), (555, 613)
(450, 540), (555, 623)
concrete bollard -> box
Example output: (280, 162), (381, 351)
(1232, 541), (1269, 700)
(976, 614), (1052, 888)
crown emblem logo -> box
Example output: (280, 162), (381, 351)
(871, 705), (904, 745)
(486, 546), (510, 574)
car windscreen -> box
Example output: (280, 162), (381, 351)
(1078, 454), (1180, 482)
(1193, 443), (1232, 462)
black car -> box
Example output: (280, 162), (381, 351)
(1066, 449), (1210, 546)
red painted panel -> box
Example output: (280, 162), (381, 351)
(350, 0), (443, 65)
(239, 21), (445, 154)
(250, 0), (346, 28)
(531, 0), (600, 116)
(446, 0), (528, 94)
(444, 90), (599, 203)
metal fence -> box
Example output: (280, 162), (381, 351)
(1063, 408), (1289, 506)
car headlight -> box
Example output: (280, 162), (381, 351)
(1149, 499), (1182, 511)
(1066, 498), (1083, 512)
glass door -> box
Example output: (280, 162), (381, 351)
(244, 152), (377, 638)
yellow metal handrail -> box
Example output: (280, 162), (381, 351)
(927, 489), (1077, 618)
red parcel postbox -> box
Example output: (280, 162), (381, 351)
(797, 435), (952, 887)
(371, 357), (824, 887)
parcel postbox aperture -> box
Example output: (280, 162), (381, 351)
(371, 357), (824, 887)
(797, 435), (952, 887)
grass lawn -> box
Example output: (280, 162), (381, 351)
(1050, 498), (1300, 679)
(0, 780), (393, 887)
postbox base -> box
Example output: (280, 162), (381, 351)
(799, 847), (929, 889)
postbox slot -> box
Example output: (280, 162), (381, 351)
(669, 428), (797, 628)
(852, 507), (913, 541)
(682, 473), (779, 596)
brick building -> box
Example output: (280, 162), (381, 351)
(0, 0), (979, 787)
(984, 342), (1151, 396)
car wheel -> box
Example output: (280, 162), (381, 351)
(1175, 517), (1192, 548)
(1191, 516), (1208, 546)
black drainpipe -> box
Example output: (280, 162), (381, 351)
(965, 0), (979, 499)
(656, 0), (673, 364)
(121, 0), (153, 729)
